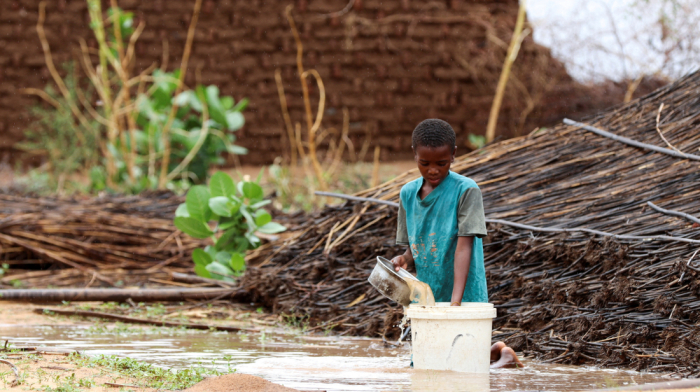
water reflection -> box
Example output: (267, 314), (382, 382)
(0, 325), (674, 392)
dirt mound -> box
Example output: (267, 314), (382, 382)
(185, 374), (298, 392)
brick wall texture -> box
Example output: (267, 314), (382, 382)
(0, 0), (653, 165)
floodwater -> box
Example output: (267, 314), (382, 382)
(0, 324), (675, 392)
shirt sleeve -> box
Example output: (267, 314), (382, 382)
(457, 187), (487, 238)
(396, 199), (410, 246)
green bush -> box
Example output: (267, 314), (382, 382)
(21, 4), (248, 194)
(175, 171), (286, 280)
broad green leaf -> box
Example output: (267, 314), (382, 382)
(206, 262), (234, 277)
(241, 182), (263, 201)
(194, 264), (212, 279)
(175, 203), (190, 218)
(229, 252), (245, 272)
(255, 210), (272, 227)
(209, 196), (234, 217)
(221, 96), (234, 110)
(209, 171), (236, 197)
(215, 228), (238, 250)
(204, 245), (218, 261)
(215, 251), (231, 265)
(250, 200), (271, 209)
(225, 111), (245, 131)
(174, 90), (203, 112)
(232, 236), (249, 253)
(205, 85), (228, 128)
(239, 207), (256, 231)
(257, 222), (287, 234)
(232, 97), (249, 112)
(186, 185), (211, 222)
(218, 218), (240, 231)
(192, 248), (213, 266)
(245, 232), (261, 249)
(174, 217), (213, 239)
(227, 144), (248, 155)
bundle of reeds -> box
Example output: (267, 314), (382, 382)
(242, 72), (700, 374)
(0, 192), (205, 288)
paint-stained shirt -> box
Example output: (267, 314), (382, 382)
(396, 171), (488, 303)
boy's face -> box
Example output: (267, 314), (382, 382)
(413, 144), (455, 187)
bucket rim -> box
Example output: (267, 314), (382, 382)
(406, 302), (497, 320)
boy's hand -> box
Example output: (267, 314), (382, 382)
(391, 255), (408, 272)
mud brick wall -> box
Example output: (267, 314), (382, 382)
(1, 0), (638, 165)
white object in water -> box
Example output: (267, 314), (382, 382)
(406, 302), (497, 374)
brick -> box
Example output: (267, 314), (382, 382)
(434, 67), (472, 80)
(313, 26), (346, 39)
(363, 0), (401, 11)
(233, 40), (275, 53)
(0, 0), (602, 164)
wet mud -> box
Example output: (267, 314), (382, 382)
(0, 324), (677, 392)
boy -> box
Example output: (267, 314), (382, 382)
(391, 119), (522, 369)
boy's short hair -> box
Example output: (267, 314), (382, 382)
(412, 119), (456, 151)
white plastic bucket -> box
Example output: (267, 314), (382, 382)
(406, 302), (497, 374)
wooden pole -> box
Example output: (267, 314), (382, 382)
(0, 288), (236, 302)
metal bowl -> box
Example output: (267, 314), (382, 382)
(368, 256), (418, 306)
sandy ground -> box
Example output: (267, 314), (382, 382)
(0, 301), (86, 326)
(185, 374), (298, 392)
(0, 354), (299, 392)
(0, 352), (158, 392)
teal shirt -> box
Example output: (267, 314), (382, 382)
(396, 171), (488, 303)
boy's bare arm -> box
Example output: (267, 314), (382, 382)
(391, 248), (415, 272)
(451, 236), (474, 305)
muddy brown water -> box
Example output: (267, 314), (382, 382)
(0, 324), (676, 391)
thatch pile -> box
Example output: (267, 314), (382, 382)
(0, 192), (206, 288)
(241, 72), (700, 375)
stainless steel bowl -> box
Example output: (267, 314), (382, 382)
(368, 256), (418, 306)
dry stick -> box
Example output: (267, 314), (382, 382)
(314, 191), (399, 207)
(111, 8), (146, 182)
(371, 146), (381, 187)
(165, 89), (210, 181)
(159, 0), (203, 188)
(314, 191), (700, 244)
(160, 39), (169, 71)
(285, 6), (328, 192)
(624, 74), (644, 103)
(170, 272), (234, 288)
(87, 0), (123, 182)
(326, 205), (370, 253)
(327, 107), (350, 177)
(563, 119), (700, 161)
(36, 2), (94, 143)
(485, 218), (700, 245)
(286, 5), (313, 137)
(86, 0), (113, 118)
(679, 250), (699, 282)
(655, 103), (685, 155)
(301, 70), (328, 191)
(274, 68), (299, 167)
(0, 359), (19, 387)
(20, 88), (61, 109)
(33, 308), (252, 332)
(647, 201), (700, 226)
(104, 383), (140, 388)
(109, 0), (135, 181)
(316, 0), (356, 19)
(485, 0), (528, 143)
(1, 288), (235, 302)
